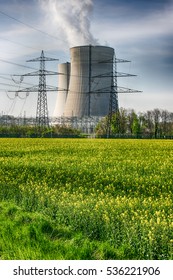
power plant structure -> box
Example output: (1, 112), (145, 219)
(5, 45), (141, 135)
(53, 45), (140, 135)
(54, 45), (114, 118)
(54, 62), (71, 117)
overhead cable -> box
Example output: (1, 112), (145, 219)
(0, 58), (38, 70)
(0, 10), (66, 42)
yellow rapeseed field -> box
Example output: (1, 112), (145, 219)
(0, 138), (172, 259)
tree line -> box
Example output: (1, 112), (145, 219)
(0, 124), (81, 138)
(0, 108), (173, 138)
(95, 108), (173, 138)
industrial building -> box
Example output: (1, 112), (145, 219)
(54, 45), (115, 120)
(4, 46), (140, 135)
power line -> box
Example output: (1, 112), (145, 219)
(0, 37), (69, 62)
(0, 58), (38, 70)
(0, 74), (58, 89)
(0, 10), (66, 43)
(0, 36), (41, 52)
(0, 82), (24, 88)
(0, 75), (34, 86)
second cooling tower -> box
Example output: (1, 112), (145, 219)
(53, 62), (70, 117)
(63, 45), (114, 118)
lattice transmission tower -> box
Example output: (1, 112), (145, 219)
(26, 50), (59, 127)
(106, 57), (142, 137)
(10, 50), (59, 127)
(89, 55), (142, 137)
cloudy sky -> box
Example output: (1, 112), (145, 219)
(0, 0), (172, 117)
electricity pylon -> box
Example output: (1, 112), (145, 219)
(26, 50), (58, 127)
(10, 50), (59, 127)
(91, 56), (142, 137)
(106, 57), (142, 137)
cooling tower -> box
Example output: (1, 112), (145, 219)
(53, 62), (70, 117)
(63, 45), (114, 118)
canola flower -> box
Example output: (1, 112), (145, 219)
(0, 138), (173, 259)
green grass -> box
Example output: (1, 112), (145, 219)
(0, 201), (122, 260)
(0, 138), (173, 259)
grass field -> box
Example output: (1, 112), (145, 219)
(0, 138), (173, 260)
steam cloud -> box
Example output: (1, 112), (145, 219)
(40, 0), (98, 47)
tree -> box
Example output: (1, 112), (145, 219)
(127, 109), (141, 136)
(95, 117), (107, 136)
(152, 109), (161, 138)
(111, 108), (128, 135)
(131, 114), (141, 137)
(143, 110), (154, 138)
(160, 110), (170, 137)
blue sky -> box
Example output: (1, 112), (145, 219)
(0, 0), (173, 117)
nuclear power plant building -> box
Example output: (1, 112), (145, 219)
(53, 62), (71, 117)
(54, 45), (115, 118)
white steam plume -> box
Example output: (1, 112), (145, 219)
(40, 0), (98, 47)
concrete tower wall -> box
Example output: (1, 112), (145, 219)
(63, 45), (114, 118)
(53, 62), (70, 117)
